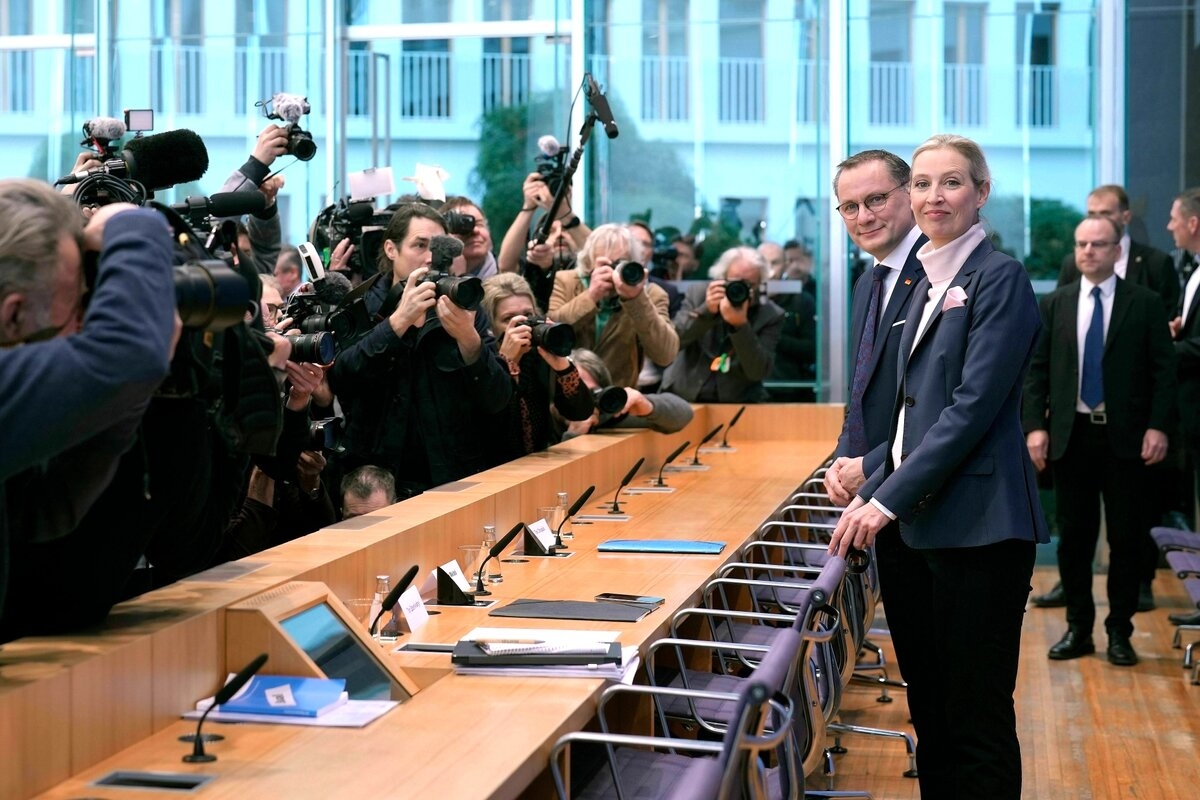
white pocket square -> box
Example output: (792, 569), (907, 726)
(942, 286), (968, 311)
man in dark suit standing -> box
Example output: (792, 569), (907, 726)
(823, 149), (926, 504)
(1024, 216), (1176, 666)
(1167, 189), (1200, 625)
(1035, 184), (1179, 611)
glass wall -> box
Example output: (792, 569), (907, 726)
(0, 0), (1113, 400)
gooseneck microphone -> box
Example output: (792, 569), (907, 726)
(182, 653), (268, 762)
(370, 564), (420, 637)
(550, 485), (595, 553)
(473, 522), (525, 595)
(585, 74), (620, 139)
(653, 440), (691, 487)
(719, 406), (746, 448)
(690, 424), (725, 466)
(609, 458), (645, 514)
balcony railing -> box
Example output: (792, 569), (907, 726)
(944, 62), (985, 127)
(718, 57), (764, 123)
(234, 47), (290, 118)
(869, 62), (912, 126)
(2, 50), (34, 113)
(641, 55), (689, 122)
(400, 51), (451, 118)
(1016, 64), (1056, 128)
(150, 44), (205, 114)
(796, 58), (822, 124)
(482, 52), (530, 113)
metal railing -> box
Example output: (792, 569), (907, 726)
(234, 47), (289, 117)
(641, 55), (689, 121)
(796, 58), (822, 124)
(869, 62), (912, 126)
(399, 50), (451, 118)
(150, 44), (205, 114)
(1, 50), (34, 113)
(1016, 64), (1056, 128)
(944, 62), (985, 127)
(718, 57), (764, 123)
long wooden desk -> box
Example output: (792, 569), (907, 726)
(0, 404), (842, 800)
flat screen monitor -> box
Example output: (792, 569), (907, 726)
(280, 601), (405, 701)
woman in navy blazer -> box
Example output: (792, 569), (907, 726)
(829, 135), (1049, 800)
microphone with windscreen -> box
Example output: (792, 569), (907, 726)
(690, 424), (724, 466)
(472, 523), (525, 596)
(181, 653), (268, 762)
(430, 234), (464, 272)
(172, 192), (267, 224)
(653, 440), (691, 487)
(57, 128), (209, 192)
(369, 564), (420, 637)
(718, 406), (746, 448)
(608, 458), (645, 514)
(585, 74), (620, 139)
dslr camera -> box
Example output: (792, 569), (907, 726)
(518, 316), (575, 357)
(443, 210), (476, 237)
(417, 271), (484, 311)
(724, 279), (751, 306)
(263, 92), (316, 162)
(592, 385), (628, 415)
(308, 198), (390, 278)
(615, 260), (646, 286)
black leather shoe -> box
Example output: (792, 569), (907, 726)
(1033, 582), (1067, 608)
(1107, 632), (1138, 666)
(1137, 582), (1156, 612)
(1167, 610), (1200, 626)
(1048, 628), (1095, 660)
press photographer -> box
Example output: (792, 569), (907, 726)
(329, 203), (512, 497)
(0, 181), (177, 627)
(559, 348), (693, 439)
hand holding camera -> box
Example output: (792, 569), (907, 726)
(706, 279), (751, 327)
(253, 124), (290, 168)
(389, 266), (438, 337)
(436, 295), (483, 364)
(523, 172), (555, 211)
(587, 261), (616, 304)
(612, 259), (646, 301)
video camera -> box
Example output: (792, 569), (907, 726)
(308, 198), (391, 279)
(261, 93), (316, 161)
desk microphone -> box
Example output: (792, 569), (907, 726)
(609, 457), (645, 514)
(182, 653), (268, 762)
(551, 485), (595, 553)
(690, 424), (724, 465)
(718, 406), (746, 448)
(473, 522), (524, 595)
(653, 440), (691, 487)
(370, 564), (420, 636)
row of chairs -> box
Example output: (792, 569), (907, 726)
(1151, 526), (1200, 684)
(549, 456), (917, 798)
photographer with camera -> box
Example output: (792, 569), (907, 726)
(330, 203), (511, 496)
(499, 172), (587, 310)
(480, 273), (593, 461)
(662, 245), (784, 403)
(439, 196), (498, 279)
(0, 180), (177, 625)
(558, 348), (693, 439)
(548, 223), (679, 389)
(217, 124), (292, 275)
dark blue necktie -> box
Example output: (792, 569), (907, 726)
(1080, 285), (1104, 409)
(844, 265), (890, 455)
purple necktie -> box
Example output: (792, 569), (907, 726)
(843, 265), (890, 455)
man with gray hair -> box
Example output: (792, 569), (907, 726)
(341, 465), (398, 519)
(662, 245), (783, 402)
(0, 180), (177, 625)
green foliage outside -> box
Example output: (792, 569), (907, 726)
(985, 195), (1084, 282)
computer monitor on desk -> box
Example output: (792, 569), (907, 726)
(225, 581), (419, 701)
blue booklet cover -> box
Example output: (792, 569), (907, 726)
(219, 675), (348, 718)
(598, 539), (726, 555)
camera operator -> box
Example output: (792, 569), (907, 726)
(559, 348), (693, 439)
(662, 246), (783, 403)
(0, 181), (177, 624)
(439, 196), (498, 279)
(330, 203), (512, 496)
(549, 223), (679, 389)
(480, 273), (593, 461)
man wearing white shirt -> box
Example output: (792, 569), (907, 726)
(1023, 216), (1176, 666)
(1168, 189), (1200, 557)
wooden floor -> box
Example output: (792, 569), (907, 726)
(825, 565), (1200, 800)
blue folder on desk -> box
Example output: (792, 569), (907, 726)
(598, 539), (726, 555)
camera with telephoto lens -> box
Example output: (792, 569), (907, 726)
(519, 316), (575, 357)
(418, 270), (483, 311)
(308, 199), (390, 279)
(615, 260), (645, 286)
(262, 92), (316, 162)
(288, 332), (336, 364)
(592, 385), (628, 415)
(724, 279), (751, 306)
(280, 291), (330, 333)
(308, 417), (345, 454)
(443, 210), (476, 237)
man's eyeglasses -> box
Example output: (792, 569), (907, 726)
(1074, 240), (1117, 250)
(835, 184), (906, 220)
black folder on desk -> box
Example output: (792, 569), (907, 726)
(489, 599), (657, 622)
(451, 640), (622, 667)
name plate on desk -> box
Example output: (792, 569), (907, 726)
(395, 586), (428, 633)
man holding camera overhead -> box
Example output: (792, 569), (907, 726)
(549, 223), (678, 388)
(662, 246), (783, 403)
(330, 203), (511, 497)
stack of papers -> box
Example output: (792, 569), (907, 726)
(453, 627), (641, 682)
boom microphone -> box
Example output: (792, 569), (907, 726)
(56, 129), (209, 191)
(585, 74), (619, 139)
(370, 564), (420, 636)
(609, 457), (645, 514)
(181, 653), (268, 762)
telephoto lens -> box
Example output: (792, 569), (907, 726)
(422, 271), (484, 310)
(616, 260), (645, 286)
(592, 385), (628, 415)
(173, 260), (251, 331)
(526, 317), (575, 357)
(288, 332), (336, 364)
(724, 279), (751, 306)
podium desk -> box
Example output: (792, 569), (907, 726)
(5, 404), (843, 800)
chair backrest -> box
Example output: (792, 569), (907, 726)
(789, 555), (847, 780)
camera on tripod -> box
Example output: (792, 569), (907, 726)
(262, 93), (316, 162)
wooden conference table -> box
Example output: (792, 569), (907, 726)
(1, 404), (842, 800)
